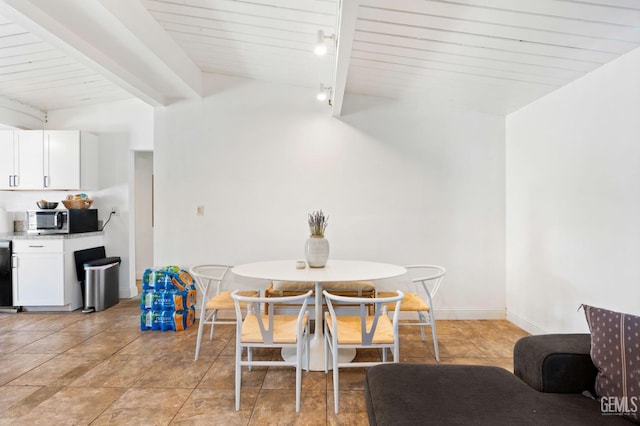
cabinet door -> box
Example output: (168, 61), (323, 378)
(15, 130), (44, 189)
(80, 132), (98, 190)
(44, 130), (80, 190)
(0, 131), (16, 190)
(13, 252), (65, 306)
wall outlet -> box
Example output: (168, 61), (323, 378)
(111, 207), (119, 216)
(196, 205), (204, 216)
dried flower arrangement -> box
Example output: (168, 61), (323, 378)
(308, 210), (328, 237)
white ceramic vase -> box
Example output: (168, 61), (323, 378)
(305, 236), (329, 268)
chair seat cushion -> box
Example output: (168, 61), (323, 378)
(207, 290), (259, 310)
(378, 291), (428, 312)
(326, 315), (395, 344)
(241, 313), (309, 343)
(269, 280), (375, 295)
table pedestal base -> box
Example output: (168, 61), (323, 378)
(282, 342), (355, 371)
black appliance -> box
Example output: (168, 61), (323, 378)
(0, 240), (18, 312)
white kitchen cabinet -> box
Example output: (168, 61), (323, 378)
(44, 130), (98, 190)
(0, 130), (44, 190)
(16, 131), (45, 189)
(12, 240), (65, 306)
(12, 235), (104, 311)
(0, 130), (98, 191)
(0, 131), (14, 190)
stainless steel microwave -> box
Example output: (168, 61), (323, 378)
(26, 209), (99, 234)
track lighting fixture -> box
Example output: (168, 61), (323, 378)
(317, 84), (332, 103)
(314, 30), (335, 56)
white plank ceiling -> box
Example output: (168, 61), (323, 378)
(1, 0), (640, 120)
(0, 14), (131, 117)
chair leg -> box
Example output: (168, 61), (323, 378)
(332, 341), (339, 414)
(296, 341), (302, 412)
(430, 317), (440, 362)
(306, 333), (310, 372)
(209, 309), (218, 341)
(382, 347), (387, 362)
(235, 341), (241, 411)
(194, 311), (207, 361)
(418, 311), (427, 341)
(323, 321), (329, 373)
(248, 347), (253, 371)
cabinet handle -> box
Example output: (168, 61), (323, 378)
(11, 255), (17, 268)
(14, 175), (19, 187)
(28, 245), (44, 248)
(44, 175), (49, 188)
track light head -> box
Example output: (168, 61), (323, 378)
(314, 30), (334, 56)
(317, 84), (332, 103)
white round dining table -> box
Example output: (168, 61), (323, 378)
(232, 259), (406, 371)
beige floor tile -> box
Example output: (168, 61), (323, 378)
(0, 353), (56, 386)
(0, 385), (61, 422)
(14, 331), (91, 354)
(65, 330), (141, 356)
(327, 368), (367, 391)
(172, 388), (257, 425)
(0, 385), (41, 414)
(327, 411), (369, 426)
(133, 355), (212, 389)
(0, 330), (57, 353)
(10, 386), (126, 425)
(68, 353), (155, 388)
(117, 329), (195, 357)
(437, 340), (484, 358)
(9, 353), (105, 386)
(249, 389), (326, 425)
(91, 387), (192, 425)
(7, 313), (82, 332)
(327, 389), (367, 413)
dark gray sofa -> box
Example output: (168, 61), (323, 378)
(365, 334), (633, 425)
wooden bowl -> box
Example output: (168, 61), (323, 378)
(61, 199), (93, 209)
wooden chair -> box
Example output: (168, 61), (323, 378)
(265, 280), (376, 314)
(190, 264), (258, 360)
(232, 289), (312, 412)
(323, 289), (404, 414)
(377, 265), (446, 361)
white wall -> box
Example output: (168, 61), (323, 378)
(506, 47), (640, 334)
(46, 98), (154, 297)
(154, 76), (506, 318)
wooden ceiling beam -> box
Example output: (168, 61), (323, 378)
(331, 0), (359, 117)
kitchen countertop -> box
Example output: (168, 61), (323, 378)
(0, 231), (104, 240)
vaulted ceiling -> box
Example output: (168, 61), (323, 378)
(1, 0), (640, 122)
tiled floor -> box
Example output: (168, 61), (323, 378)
(0, 298), (529, 425)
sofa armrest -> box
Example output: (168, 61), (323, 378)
(514, 334), (597, 394)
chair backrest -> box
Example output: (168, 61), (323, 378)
(190, 264), (231, 302)
(406, 264), (445, 302)
(232, 290), (312, 345)
(323, 290), (404, 346)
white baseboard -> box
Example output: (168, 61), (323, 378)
(506, 311), (547, 335)
(429, 308), (506, 320)
(120, 285), (138, 299)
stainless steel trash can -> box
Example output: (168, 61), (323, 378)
(83, 257), (121, 313)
